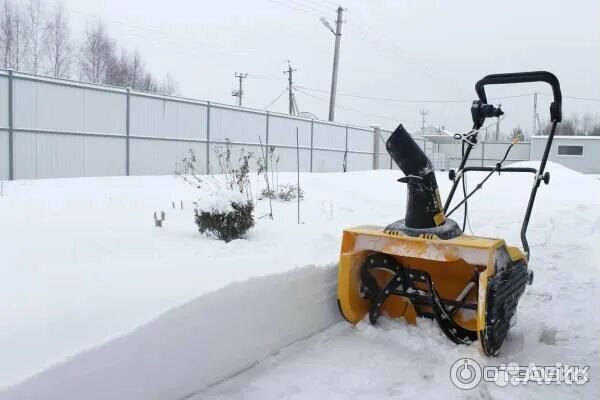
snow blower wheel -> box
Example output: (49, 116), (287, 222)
(337, 71), (562, 356)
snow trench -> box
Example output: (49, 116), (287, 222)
(0, 265), (341, 400)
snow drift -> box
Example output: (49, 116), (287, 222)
(1, 266), (339, 400)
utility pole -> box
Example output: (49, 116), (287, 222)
(232, 72), (248, 107)
(284, 61), (296, 115)
(495, 103), (501, 140)
(532, 92), (538, 137)
(420, 109), (428, 136)
(321, 6), (344, 121)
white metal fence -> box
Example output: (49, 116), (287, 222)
(436, 141), (531, 170)
(0, 70), (383, 180)
(0, 69), (534, 181)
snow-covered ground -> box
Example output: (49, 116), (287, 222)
(1, 163), (599, 399)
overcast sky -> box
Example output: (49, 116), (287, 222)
(36, 0), (600, 134)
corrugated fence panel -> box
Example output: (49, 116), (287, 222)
(347, 127), (372, 152)
(0, 76), (7, 180)
(210, 106), (266, 143)
(130, 95), (207, 139)
(267, 115), (311, 148)
(312, 122), (346, 151)
(83, 136), (127, 176)
(0, 76), (8, 128)
(130, 139), (207, 176)
(312, 150), (345, 172)
(347, 152), (372, 171)
(208, 143), (261, 173)
(377, 130), (392, 169)
(14, 79), (126, 134)
(14, 132), (126, 179)
(0, 132), (8, 180)
(270, 147), (311, 172)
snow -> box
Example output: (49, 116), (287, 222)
(200, 163), (600, 400)
(194, 188), (247, 214)
(1, 162), (599, 399)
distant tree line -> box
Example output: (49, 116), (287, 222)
(0, 0), (177, 95)
(538, 113), (600, 136)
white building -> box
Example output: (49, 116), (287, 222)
(531, 136), (600, 174)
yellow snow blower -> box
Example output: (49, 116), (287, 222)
(338, 71), (562, 356)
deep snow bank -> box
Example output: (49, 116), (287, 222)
(1, 266), (339, 400)
(1, 170), (401, 394)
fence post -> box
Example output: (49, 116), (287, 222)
(7, 69), (14, 180)
(125, 87), (130, 176)
(481, 141), (485, 167)
(371, 125), (380, 170)
(310, 119), (314, 173)
(343, 124), (348, 172)
(265, 111), (270, 173)
(206, 101), (211, 174)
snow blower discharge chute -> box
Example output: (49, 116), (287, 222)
(337, 71), (562, 356)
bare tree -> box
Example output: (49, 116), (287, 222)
(580, 113), (596, 134)
(537, 113), (600, 136)
(43, 2), (71, 78)
(25, 0), (43, 73)
(12, 1), (25, 70)
(140, 71), (157, 92)
(79, 20), (114, 83)
(104, 47), (125, 86)
(0, 0), (26, 70)
(159, 73), (178, 95)
(127, 50), (144, 88)
(0, 3), (177, 93)
(0, 0), (15, 68)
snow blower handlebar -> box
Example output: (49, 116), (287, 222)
(475, 71), (562, 124)
(444, 71), (562, 260)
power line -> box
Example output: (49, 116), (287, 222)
(295, 87), (420, 125)
(296, 85), (535, 104)
(266, 0), (322, 17)
(295, 0), (336, 13)
(286, 0), (332, 15)
(345, 9), (467, 97)
(66, 6), (255, 59)
(246, 73), (283, 82)
(262, 87), (289, 109)
(538, 92), (600, 102)
(319, 0), (340, 9)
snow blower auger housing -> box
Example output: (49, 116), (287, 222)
(337, 71), (562, 356)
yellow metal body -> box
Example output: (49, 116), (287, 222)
(337, 225), (527, 347)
